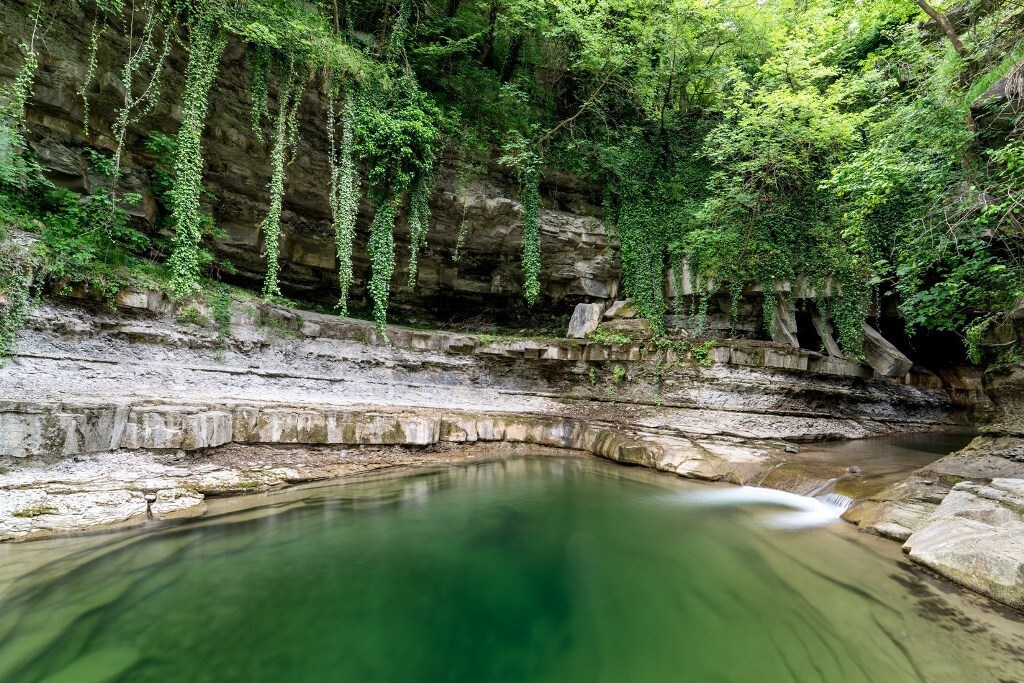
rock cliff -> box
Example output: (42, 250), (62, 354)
(0, 0), (617, 320)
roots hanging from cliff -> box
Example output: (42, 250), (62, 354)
(327, 77), (359, 315)
(167, 7), (227, 297)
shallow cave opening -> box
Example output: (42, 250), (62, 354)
(794, 307), (825, 353)
(905, 329), (971, 369)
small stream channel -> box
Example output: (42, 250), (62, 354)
(757, 430), (978, 502)
(0, 447), (1020, 683)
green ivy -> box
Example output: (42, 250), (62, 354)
(499, 132), (542, 306)
(259, 61), (303, 300)
(367, 197), (397, 336)
(167, 4), (227, 297)
(327, 78), (360, 315)
(0, 235), (35, 363)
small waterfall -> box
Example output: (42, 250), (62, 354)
(679, 486), (853, 530)
(817, 492), (853, 515)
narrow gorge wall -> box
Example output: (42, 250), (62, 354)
(0, 0), (618, 321)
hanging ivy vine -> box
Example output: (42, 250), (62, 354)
(248, 43), (271, 136)
(499, 133), (542, 306)
(110, 0), (174, 177)
(326, 76), (360, 314)
(166, 4), (228, 297)
(367, 197), (397, 335)
(259, 59), (305, 300)
(520, 172), (541, 306)
(79, 15), (103, 137)
(0, 42), (40, 361)
(406, 166), (432, 287)
(352, 76), (440, 333)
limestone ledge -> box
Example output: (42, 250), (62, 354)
(0, 400), (776, 541)
(44, 289), (946, 388)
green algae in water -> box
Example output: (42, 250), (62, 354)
(0, 457), (1022, 683)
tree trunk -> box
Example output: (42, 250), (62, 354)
(915, 0), (968, 57)
(478, 1), (499, 67)
(499, 34), (523, 83)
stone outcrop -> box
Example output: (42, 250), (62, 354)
(970, 71), (1023, 148)
(0, 399), (791, 540)
(0, 294), (967, 542)
(903, 479), (1024, 611)
(566, 303), (604, 338)
(861, 322), (914, 378)
(0, 0), (617, 321)
(848, 359), (1024, 611)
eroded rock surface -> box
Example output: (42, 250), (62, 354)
(0, 298), (962, 542)
(904, 479), (1024, 611)
(849, 364), (1024, 610)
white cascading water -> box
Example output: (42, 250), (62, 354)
(681, 486), (855, 530)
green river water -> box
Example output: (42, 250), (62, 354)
(0, 455), (1022, 682)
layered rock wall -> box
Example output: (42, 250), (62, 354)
(0, 0), (617, 320)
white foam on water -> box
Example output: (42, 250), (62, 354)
(679, 486), (854, 530)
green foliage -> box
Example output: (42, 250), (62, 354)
(0, 234), (36, 363)
(210, 286), (233, 344)
(354, 78), (441, 201)
(6, 0), (1024, 359)
(259, 62), (304, 300)
(367, 198), (397, 336)
(167, 4), (228, 297)
(499, 132), (542, 305)
(327, 80), (360, 315)
(353, 76), (441, 330)
(588, 327), (632, 346)
(177, 303), (209, 326)
(406, 166), (433, 287)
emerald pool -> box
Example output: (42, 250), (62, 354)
(0, 456), (1022, 682)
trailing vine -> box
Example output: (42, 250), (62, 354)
(167, 4), (228, 297)
(499, 133), (542, 306)
(519, 171), (541, 306)
(0, 238), (35, 364)
(406, 166), (432, 287)
(353, 76), (440, 332)
(109, 0), (174, 216)
(0, 37), (41, 363)
(326, 77), (359, 314)
(368, 197), (397, 336)
(259, 61), (302, 300)
(248, 43), (271, 136)
(79, 15), (103, 136)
